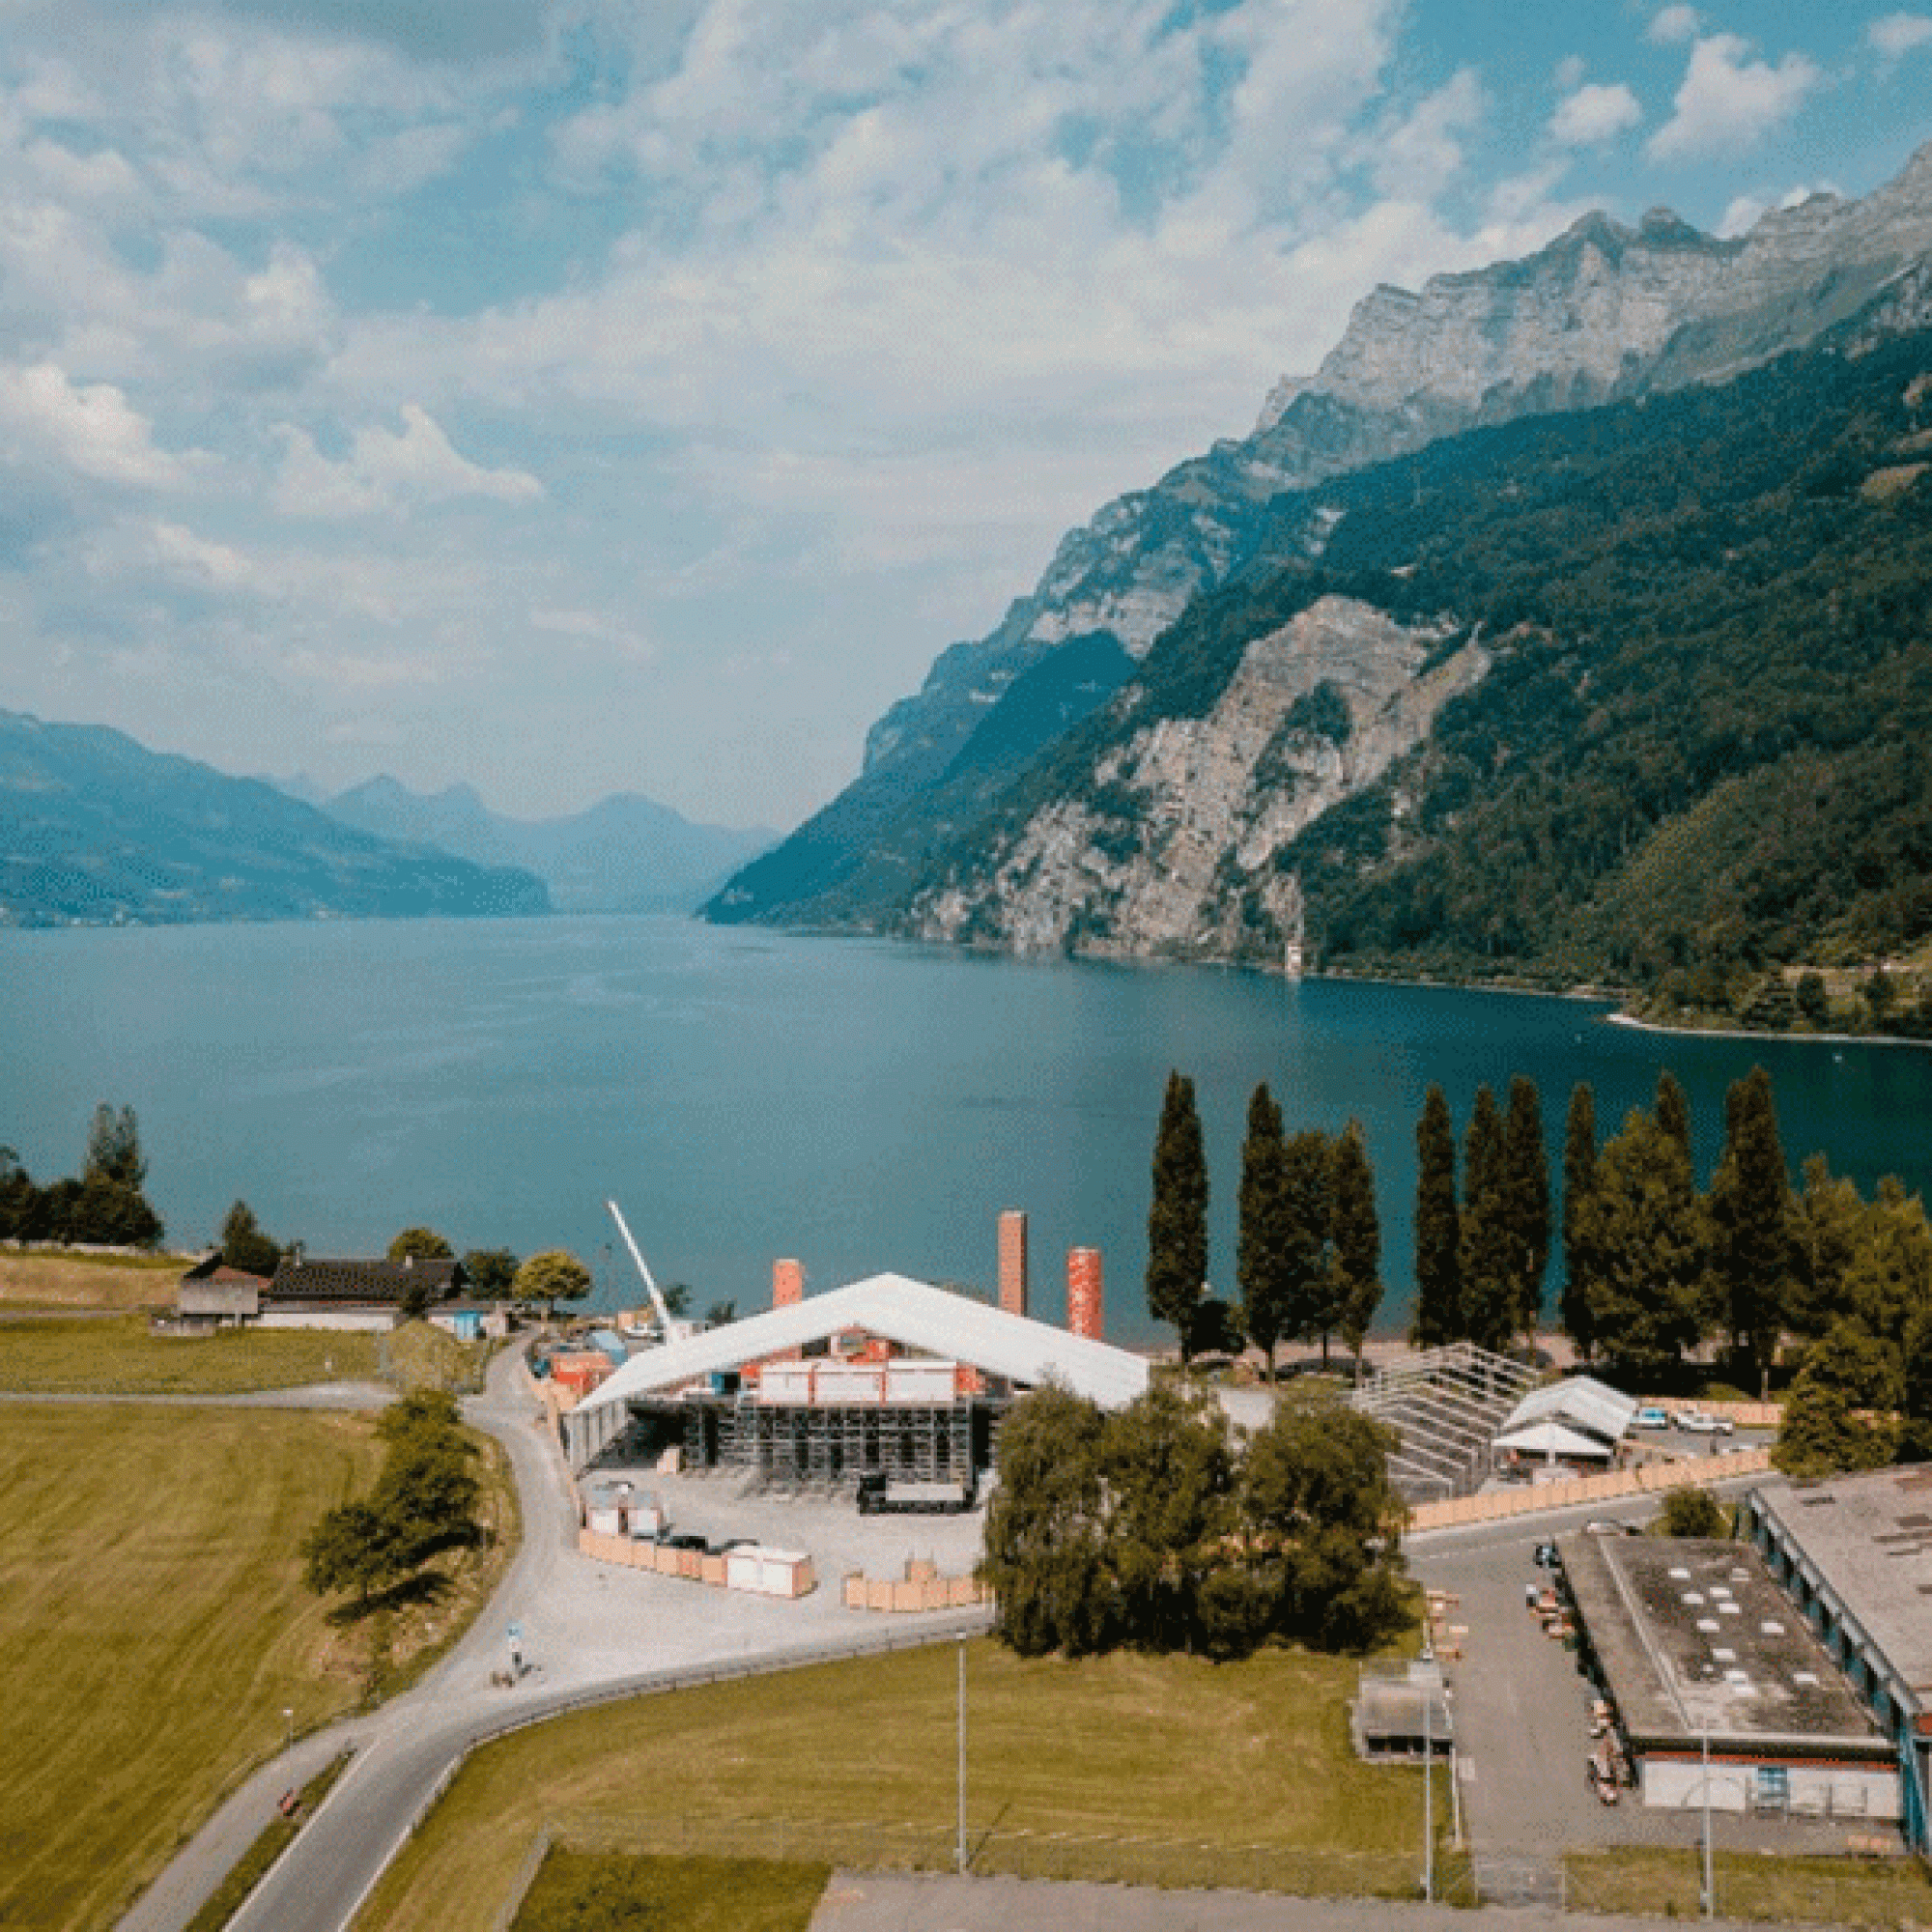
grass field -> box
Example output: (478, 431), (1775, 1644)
(0, 1248), (188, 1310)
(0, 1311), (380, 1393)
(511, 1852), (830, 1932)
(358, 1641), (1430, 1930)
(0, 1403), (385, 1931)
(1566, 1846), (1932, 1926)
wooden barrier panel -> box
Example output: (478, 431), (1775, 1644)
(1408, 1446), (1770, 1533)
(843, 1574), (867, 1609)
(699, 1554), (727, 1587)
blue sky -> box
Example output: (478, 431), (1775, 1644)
(0, 0), (1926, 829)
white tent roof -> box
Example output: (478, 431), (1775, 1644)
(575, 1271), (1152, 1415)
(1493, 1419), (1618, 1461)
(1501, 1376), (1636, 1447)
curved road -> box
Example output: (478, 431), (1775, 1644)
(121, 1349), (987, 1932)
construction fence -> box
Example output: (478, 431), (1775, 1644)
(1408, 1445), (1771, 1532)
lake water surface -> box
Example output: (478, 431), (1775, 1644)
(4, 915), (1929, 1344)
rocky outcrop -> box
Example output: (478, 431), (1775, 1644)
(906, 597), (1490, 967)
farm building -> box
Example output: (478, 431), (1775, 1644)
(564, 1226), (1148, 1494)
(1558, 1529), (1900, 1824)
(1744, 1464), (1932, 1853)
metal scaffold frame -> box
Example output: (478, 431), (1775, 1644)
(1349, 1343), (1540, 1506)
(688, 1397), (977, 1490)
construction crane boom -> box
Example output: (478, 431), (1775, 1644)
(605, 1199), (673, 1334)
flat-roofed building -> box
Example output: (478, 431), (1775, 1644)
(1744, 1464), (1932, 1852)
(1558, 1530), (1898, 1822)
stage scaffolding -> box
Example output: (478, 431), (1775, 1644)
(674, 1395), (988, 1487)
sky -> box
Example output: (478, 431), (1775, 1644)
(0, 2), (1927, 831)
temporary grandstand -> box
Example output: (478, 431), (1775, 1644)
(1348, 1344), (1541, 1506)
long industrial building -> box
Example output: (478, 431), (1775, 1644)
(564, 1222), (1149, 1492)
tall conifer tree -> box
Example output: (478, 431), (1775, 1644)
(1502, 1076), (1551, 1338)
(1148, 1071), (1209, 1364)
(1236, 1084), (1292, 1380)
(1283, 1128), (1338, 1362)
(1331, 1122), (1383, 1379)
(1459, 1085), (1516, 1352)
(1411, 1086), (1461, 1347)
(1706, 1065), (1796, 1392)
(1560, 1082), (1600, 1359)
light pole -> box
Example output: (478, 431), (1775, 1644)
(1423, 1676), (1435, 1904)
(1700, 1731), (1716, 1920)
(283, 1707), (294, 1752)
(956, 1634), (968, 1875)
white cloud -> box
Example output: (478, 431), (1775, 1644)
(1549, 81), (1642, 148)
(1869, 13), (1932, 60)
(273, 406), (543, 515)
(0, 360), (195, 486)
(1649, 6), (1700, 44)
(1649, 33), (1821, 160)
(529, 607), (654, 664)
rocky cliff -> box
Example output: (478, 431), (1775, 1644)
(708, 139), (1932, 936)
(908, 598), (1490, 966)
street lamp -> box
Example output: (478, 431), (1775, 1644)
(1700, 1731), (1716, 1920)
(955, 1634), (968, 1875)
(283, 1707), (294, 1751)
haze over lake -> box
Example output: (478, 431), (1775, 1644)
(5, 915), (1929, 1345)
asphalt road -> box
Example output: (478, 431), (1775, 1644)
(122, 1347), (989, 1932)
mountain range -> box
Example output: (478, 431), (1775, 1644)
(314, 777), (776, 915)
(705, 140), (1932, 992)
(0, 712), (549, 927)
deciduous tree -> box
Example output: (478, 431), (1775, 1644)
(388, 1227), (454, 1263)
(513, 1248), (591, 1318)
(219, 1200), (283, 1278)
(460, 1248), (519, 1299)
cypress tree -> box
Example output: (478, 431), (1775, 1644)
(1584, 1105), (1706, 1378)
(1560, 1082), (1600, 1359)
(1282, 1128), (1338, 1363)
(1411, 1086), (1461, 1347)
(1502, 1076), (1551, 1339)
(1331, 1122), (1383, 1380)
(1459, 1085), (1517, 1352)
(1706, 1065), (1797, 1393)
(1236, 1084), (1292, 1380)
(1148, 1071), (1209, 1364)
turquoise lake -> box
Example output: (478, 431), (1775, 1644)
(3, 914), (1929, 1344)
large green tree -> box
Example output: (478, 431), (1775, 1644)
(1330, 1122), (1382, 1379)
(388, 1227), (454, 1263)
(1238, 1388), (1406, 1652)
(1147, 1071), (1209, 1364)
(1559, 1082), (1601, 1360)
(1900, 1305), (1932, 1465)
(84, 1103), (147, 1189)
(219, 1200), (283, 1278)
(460, 1247), (519, 1299)
(1236, 1085), (1292, 1379)
(979, 1385), (1114, 1658)
(1501, 1076), (1551, 1339)
(1705, 1066), (1797, 1391)
(1457, 1086), (1516, 1352)
(1579, 1102), (1707, 1378)
(1410, 1086), (1461, 1347)
(514, 1248), (592, 1318)
(1788, 1154), (1866, 1341)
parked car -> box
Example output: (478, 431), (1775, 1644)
(1584, 1519), (1640, 1535)
(1674, 1408), (1735, 1435)
(1534, 1541), (1561, 1569)
(1634, 1406), (1671, 1431)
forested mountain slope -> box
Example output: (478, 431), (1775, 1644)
(708, 141), (1932, 933)
(897, 285), (1932, 1008)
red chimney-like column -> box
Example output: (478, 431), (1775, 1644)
(1066, 1247), (1103, 1341)
(998, 1210), (1029, 1319)
(773, 1258), (803, 1309)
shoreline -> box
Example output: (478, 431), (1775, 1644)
(1602, 1009), (1930, 1050)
